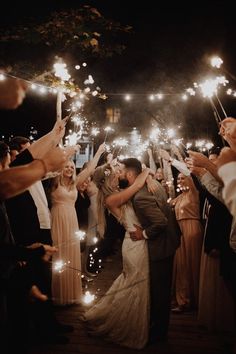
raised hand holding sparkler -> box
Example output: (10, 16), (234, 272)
(38, 144), (79, 174)
(52, 116), (69, 145)
(186, 150), (209, 169)
(171, 144), (185, 161)
(159, 148), (172, 163)
(187, 150), (220, 182)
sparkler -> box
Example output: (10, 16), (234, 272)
(53, 59), (71, 122)
(52, 259), (82, 275)
(197, 76), (228, 119)
(91, 127), (100, 137)
(53, 260), (66, 273)
(104, 126), (113, 143)
(54, 230), (86, 248)
(199, 76), (228, 145)
(65, 131), (79, 146)
(75, 230), (86, 241)
(210, 56), (223, 69)
(210, 55), (236, 82)
(111, 137), (128, 155)
(215, 93), (227, 118)
(83, 291), (95, 305)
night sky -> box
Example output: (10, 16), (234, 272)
(1, 0), (236, 146)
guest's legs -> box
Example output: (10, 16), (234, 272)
(149, 255), (174, 339)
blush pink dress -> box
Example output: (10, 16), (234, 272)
(172, 184), (204, 309)
(51, 184), (82, 305)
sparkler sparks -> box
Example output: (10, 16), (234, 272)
(53, 61), (71, 82)
(53, 260), (66, 273)
(104, 126), (114, 142)
(91, 127), (100, 136)
(210, 56), (223, 69)
(75, 230), (86, 241)
(83, 291), (95, 305)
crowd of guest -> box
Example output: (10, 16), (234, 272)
(156, 131), (236, 337)
(1, 75), (236, 353)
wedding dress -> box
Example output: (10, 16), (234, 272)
(81, 202), (150, 349)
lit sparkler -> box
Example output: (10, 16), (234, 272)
(91, 127), (100, 137)
(75, 230), (86, 241)
(83, 291), (95, 305)
(104, 126), (114, 143)
(53, 260), (66, 273)
(210, 56), (223, 69)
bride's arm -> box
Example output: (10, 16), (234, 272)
(106, 168), (151, 214)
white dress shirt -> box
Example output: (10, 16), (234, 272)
(28, 181), (51, 229)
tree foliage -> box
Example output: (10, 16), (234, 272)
(0, 5), (131, 76)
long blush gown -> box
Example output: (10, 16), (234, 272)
(51, 184), (82, 305)
(173, 188), (203, 309)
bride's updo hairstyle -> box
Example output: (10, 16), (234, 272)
(93, 163), (117, 237)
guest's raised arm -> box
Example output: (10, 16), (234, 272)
(76, 143), (106, 188)
(28, 117), (68, 159)
(0, 145), (77, 200)
(159, 148), (190, 176)
(187, 150), (220, 182)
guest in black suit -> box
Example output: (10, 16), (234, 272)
(5, 121), (74, 343)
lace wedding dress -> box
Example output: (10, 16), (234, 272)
(81, 202), (150, 349)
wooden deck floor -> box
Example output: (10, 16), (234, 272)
(29, 243), (235, 354)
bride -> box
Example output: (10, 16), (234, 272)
(80, 162), (153, 349)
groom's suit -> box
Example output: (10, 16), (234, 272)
(132, 182), (180, 340)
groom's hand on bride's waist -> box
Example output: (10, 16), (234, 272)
(130, 225), (145, 241)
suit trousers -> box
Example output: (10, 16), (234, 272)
(149, 255), (174, 338)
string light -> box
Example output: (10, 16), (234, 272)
(1, 65), (236, 105)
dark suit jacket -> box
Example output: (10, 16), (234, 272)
(6, 149), (44, 246)
(132, 182), (180, 261)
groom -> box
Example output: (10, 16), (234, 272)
(119, 158), (180, 343)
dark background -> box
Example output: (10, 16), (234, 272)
(1, 0), (236, 146)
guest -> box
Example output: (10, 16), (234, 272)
(74, 163), (94, 277)
(0, 141), (11, 169)
(171, 173), (204, 312)
(8, 136), (30, 162)
(50, 143), (106, 304)
(5, 121), (76, 344)
(188, 147), (236, 335)
(190, 155), (235, 332)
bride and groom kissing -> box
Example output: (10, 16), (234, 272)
(80, 157), (180, 349)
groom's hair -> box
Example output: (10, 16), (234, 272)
(121, 158), (142, 176)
